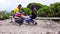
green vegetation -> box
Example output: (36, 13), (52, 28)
(0, 12), (9, 20)
(27, 2), (48, 11)
(0, 2), (60, 20)
(21, 8), (32, 16)
(27, 2), (60, 17)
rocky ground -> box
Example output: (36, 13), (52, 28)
(0, 19), (60, 34)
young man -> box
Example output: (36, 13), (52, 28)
(30, 7), (37, 25)
(15, 11), (24, 25)
(14, 4), (21, 14)
(13, 4), (22, 18)
(25, 7), (37, 25)
(31, 7), (37, 19)
(13, 4), (25, 25)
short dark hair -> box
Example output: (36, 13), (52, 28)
(18, 4), (22, 9)
(18, 4), (22, 7)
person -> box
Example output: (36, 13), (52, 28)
(24, 7), (37, 25)
(13, 4), (25, 25)
(13, 4), (22, 18)
(30, 7), (37, 25)
(31, 7), (37, 19)
(14, 11), (24, 25)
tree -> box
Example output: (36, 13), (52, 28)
(37, 6), (56, 17)
(50, 2), (60, 17)
(37, 2), (60, 17)
(27, 2), (47, 10)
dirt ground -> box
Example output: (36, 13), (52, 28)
(0, 19), (60, 34)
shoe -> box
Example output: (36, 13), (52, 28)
(34, 22), (37, 25)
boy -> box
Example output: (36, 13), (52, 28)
(30, 7), (37, 25)
(15, 11), (24, 25)
(13, 4), (22, 18)
(24, 7), (37, 25)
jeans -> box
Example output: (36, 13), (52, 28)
(15, 17), (24, 24)
(26, 18), (34, 24)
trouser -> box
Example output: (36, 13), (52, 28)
(15, 17), (24, 24)
(26, 18), (34, 24)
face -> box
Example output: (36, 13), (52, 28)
(18, 5), (21, 9)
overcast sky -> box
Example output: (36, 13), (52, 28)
(0, 0), (60, 11)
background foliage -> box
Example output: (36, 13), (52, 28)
(0, 2), (60, 20)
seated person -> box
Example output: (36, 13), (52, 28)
(14, 11), (24, 25)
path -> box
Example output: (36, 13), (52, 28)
(0, 19), (60, 34)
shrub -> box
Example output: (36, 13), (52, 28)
(0, 12), (10, 20)
(37, 7), (49, 17)
(50, 2), (60, 17)
(27, 2), (48, 11)
(21, 8), (32, 16)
